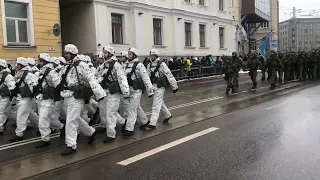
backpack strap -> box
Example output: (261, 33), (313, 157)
(0, 72), (9, 86)
(128, 62), (139, 79)
(150, 61), (162, 79)
(16, 71), (29, 88)
(103, 60), (116, 82)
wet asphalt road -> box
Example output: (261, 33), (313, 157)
(28, 84), (320, 180)
(0, 75), (264, 164)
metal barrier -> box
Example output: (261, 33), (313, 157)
(170, 65), (224, 80)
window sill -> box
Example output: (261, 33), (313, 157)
(197, 4), (208, 8)
(219, 10), (227, 13)
(199, 47), (209, 49)
(219, 48), (228, 50)
(110, 43), (129, 46)
(183, 2), (194, 5)
(184, 46), (196, 49)
(3, 45), (37, 50)
(153, 45), (167, 48)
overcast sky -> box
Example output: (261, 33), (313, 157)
(279, 0), (320, 22)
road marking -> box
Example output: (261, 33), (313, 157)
(265, 100), (289, 110)
(117, 127), (219, 166)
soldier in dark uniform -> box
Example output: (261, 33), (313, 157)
(258, 54), (266, 81)
(297, 52), (304, 81)
(247, 53), (264, 89)
(283, 52), (291, 82)
(223, 56), (236, 95)
(289, 52), (297, 81)
(277, 52), (284, 84)
(267, 50), (283, 90)
(308, 49), (317, 80)
(302, 51), (309, 81)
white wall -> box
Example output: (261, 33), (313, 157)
(70, 0), (238, 57)
(60, 2), (97, 54)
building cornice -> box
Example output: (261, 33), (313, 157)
(93, 0), (234, 24)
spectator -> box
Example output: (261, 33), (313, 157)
(143, 57), (151, 68)
(186, 56), (192, 78)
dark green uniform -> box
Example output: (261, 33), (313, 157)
(223, 56), (236, 94)
(308, 50), (317, 80)
(247, 53), (263, 89)
(267, 51), (283, 90)
(297, 52), (304, 80)
(277, 53), (284, 83)
(283, 53), (291, 82)
(259, 55), (266, 81)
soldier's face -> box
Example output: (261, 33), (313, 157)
(97, 58), (104, 64)
(150, 55), (157, 61)
(16, 64), (22, 71)
(38, 59), (45, 67)
(121, 56), (127, 62)
(128, 52), (135, 61)
(64, 52), (72, 61)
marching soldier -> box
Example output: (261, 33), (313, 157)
(60, 44), (106, 156)
(247, 53), (264, 90)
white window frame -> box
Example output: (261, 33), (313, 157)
(219, 0), (224, 11)
(152, 17), (164, 46)
(219, 26), (225, 48)
(1, 0), (35, 47)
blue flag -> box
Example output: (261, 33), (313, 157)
(259, 35), (270, 61)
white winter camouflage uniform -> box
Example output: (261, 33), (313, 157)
(61, 56), (106, 149)
(37, 63), (63, 142)
(15, 66), (38, 137)
(0, 68), (15, 133)
(97, 56), (129, 138)
(147, 58), (178, 126)
(124, 58), (153, 131)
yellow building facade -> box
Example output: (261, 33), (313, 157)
(0, 0), (61, 61)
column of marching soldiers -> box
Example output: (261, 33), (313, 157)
(0, 44), (178, 156)
(222, 50), (319, 95)
(0, 45), (317, 156)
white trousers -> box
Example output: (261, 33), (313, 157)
(105, 93), (121, 138)
(38, 99), (63, 141)
(64, 97), (95, 149)
(149, 88), (171, 126)
(125, 91), (142, 131)
(15, 97), (33, 137)
(0, 97), (11, 132)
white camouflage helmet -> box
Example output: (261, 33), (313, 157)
(0, 59), (8, 68)
(128, 48), (138, 56)
(150, 49), (160, 56)
(74, 54), (86, 62)
(64, 44), (78, 55)
(27, 57), (36, 66)
(98, 52), (104, 59)
(51, 57), (60, 65)
(58, 57), (66, 64)
(84, 55), (92, 63)
(121, 51), (128, 58)
(16, 57), (29, 66)
(38, 53), (51, 62)
(103, 46), (115, 55)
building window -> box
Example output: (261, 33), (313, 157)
(185, 0), (191, 2)
(261, 22), (269, 28)
(231, 0), (234, 7)
(219, 27), (225, 48)
(4, 1), (30, 45)
(185, 22), (192, 46)
(199, 24), (206, 47)
(299, 41), (302, 46)
(219, 0), (224, 11)
(111, 14), (123, 44)
(153, 18), (162, 45)
(199, 0), (205, 5)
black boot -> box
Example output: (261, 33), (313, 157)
(270, 84), (276, 90)
(122, 130), (134, 137)
(121, 119), (127, 133)
(139, 121), (150, 131)
(36, 141), (50, 148)
(10, 135), (23, 143)
(60, 126), (65, 139)
(103, 136), (115, 143)
(0, 132), (3, 136)
(145, 124), (156, 130)
(36, 130), (41, 137)
(61, 147), (76, 156)
(87, 131), (96, 145)
(163, 115), (172, 124)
